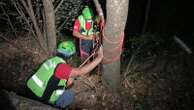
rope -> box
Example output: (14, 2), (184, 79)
(78, 14), (125, 65)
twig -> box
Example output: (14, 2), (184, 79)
(79, 76), (97, 90)
(124, 54), (135, 78)
(75, 87), (91, 95)
(123, 41), (145, 79)
(13, 0), (36, 38)
(174, 35), (192, 54)
(54, 0), (65, 13)
(57, 16), (71, 31)
(56, 7), (81, 31)
(0, 6), (17, 37)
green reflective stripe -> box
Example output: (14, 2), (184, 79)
(43, 60), (57, 70)
(49, 60), (56, 68)
(32, 74), (44, 88)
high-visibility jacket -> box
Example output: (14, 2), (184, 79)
(78, 15), (94, 36)
(27, 56), (67, 104)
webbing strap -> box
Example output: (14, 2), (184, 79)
(41, 75), (62, 102)
(40, 63), (66, 102)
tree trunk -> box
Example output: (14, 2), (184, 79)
(21, 0), (47, 53)
(102, 0), (129, 91)
(43, 0), (56, 54)
(0, 90), (59, 110)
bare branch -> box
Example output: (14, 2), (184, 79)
(13, 0), (36, 38)
(26, 0), (43, 39)
(0, 6), (17, 37)
(54, 0), (65, 13)
(124, 54), (135, 78)
(19, 0), (31, 16)
(19, 0), (47, 53)
(174, 36), (192, 54)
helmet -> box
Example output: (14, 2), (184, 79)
(57, 41), (76, 57)
(82, 6), (93, 20)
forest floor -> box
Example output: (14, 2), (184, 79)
(0, 34), (194, 110)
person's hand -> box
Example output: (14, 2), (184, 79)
(97, 45), (103, 58)
(67, 78), (74, 88)
(95, 33), (100, 42)
(88, 35), (95, 40)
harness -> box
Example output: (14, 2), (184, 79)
(78, 15), (94, 36)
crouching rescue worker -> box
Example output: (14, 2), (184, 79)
(26, 40), (103, 108)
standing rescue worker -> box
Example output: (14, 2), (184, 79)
(73, 6), (100, 61)
(26, 40), (103, 108)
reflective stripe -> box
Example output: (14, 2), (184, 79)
(60, 59), (65, 63)
(81, 32), (87, 35)
(49, 60), (56, 68)
(49, 60), (53, 68)
(56, 90), (64, 95)
(32, 74), (44, 87)
(43, 63), (49, 70)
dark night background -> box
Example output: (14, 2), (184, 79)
(125, 0), (194, 55)
(98, 0), (194, 50)
(126, 0), (194, 34)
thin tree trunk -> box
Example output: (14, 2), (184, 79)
(102, 0), (129, 91)
(43, 0), (56, 54)
(141, 0), (152, 34)
(0, 90), (59, 110)
(21, 0), (47, 53)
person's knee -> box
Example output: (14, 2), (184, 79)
(56, 90), (75, 108)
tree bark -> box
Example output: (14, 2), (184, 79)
(102, 0), (129, 91)
(0, 90), (59, 110)
(43, 0), (56, 54)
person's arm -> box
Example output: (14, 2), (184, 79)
(73, 30), (94, 40)
(69, 46), (103, 78)
(67, 77), (74, 88)
(93, 0), (105, 29)
(73, 19), (95, 40)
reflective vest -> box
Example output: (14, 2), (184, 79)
(78, 15), (94, 36)
(27, 56), (67, 104)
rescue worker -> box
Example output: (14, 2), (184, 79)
(73, 6), (100, 61)
(26, 40), (103, 108)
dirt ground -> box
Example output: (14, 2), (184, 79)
(0, 35), (194, 110)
